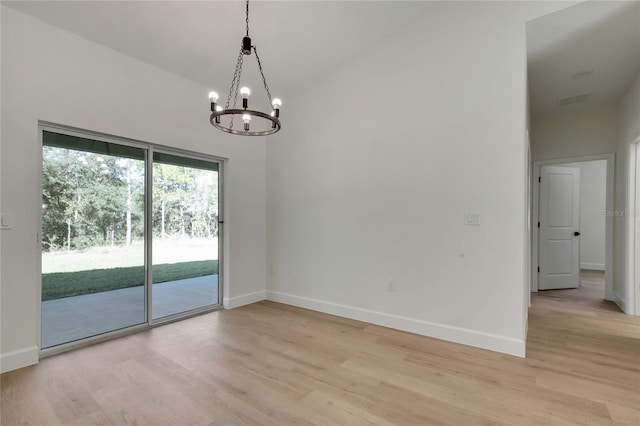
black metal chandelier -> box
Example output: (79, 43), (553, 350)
(209, 0), (281, 136)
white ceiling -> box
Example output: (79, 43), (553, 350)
(3, 0), (432, 109)
(527, 1), (640, 118)
(5, 0), (638, 117)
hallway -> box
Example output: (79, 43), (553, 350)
(534, 269), (619, 311)
(527, 269), (638, 423)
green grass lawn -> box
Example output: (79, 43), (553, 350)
(42, 260), (218, 301)
(42, 238), (218, 273)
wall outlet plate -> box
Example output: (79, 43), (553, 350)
(386, 278), (396, 292)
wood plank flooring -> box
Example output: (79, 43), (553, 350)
(2, 271), (639, 425)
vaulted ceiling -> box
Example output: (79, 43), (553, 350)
(5, 1), (639, 118)
(527, 1), (640, 118)
(3, 0), (432, 108)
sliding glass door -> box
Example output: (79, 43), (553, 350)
(41, 131), (147, 348)
(41, 128), (222, 349)
(151, 152), (220, 320)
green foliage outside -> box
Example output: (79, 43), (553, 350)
(42, 146), (219, 252)
(42, 260), (218, 301)
(41, 143), (221, 302)
(42, 147), (145, 251)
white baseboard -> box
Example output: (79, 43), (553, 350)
(613, 292), (630, 314)
(223, 290), (266, 309)
(266, 291), (525, 358)
(0, 345), (39, 373)
(580, 263), (605, 271)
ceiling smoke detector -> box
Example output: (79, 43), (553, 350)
(557, 93), (592, 107)
(570, 69), (595, 80)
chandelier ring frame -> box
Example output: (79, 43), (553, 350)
(210, 109), (281, 136)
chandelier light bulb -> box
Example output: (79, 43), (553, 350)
(240, 87), (251, 108)
(209, 91), (219, 112)
(242, 113), (251, 132)
(272, 97), (281, 118)
(214, 105), (223, 123)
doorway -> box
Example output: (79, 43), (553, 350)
(532, 155), (614, 299)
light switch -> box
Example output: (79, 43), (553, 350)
(1, 214), (12, 230)
(464, 211), (480, 226)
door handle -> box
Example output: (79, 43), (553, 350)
(574, 231), (581, 236)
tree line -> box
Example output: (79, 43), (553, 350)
(42, 147), (219, 252)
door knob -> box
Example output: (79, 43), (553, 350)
(574, 231), (581, 236)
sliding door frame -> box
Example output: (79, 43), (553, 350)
(38, 121), (224, 357)
(150, 146), (224, 325)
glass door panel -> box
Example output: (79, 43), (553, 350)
(151, 152), (220, 320)
(41, 131), (146, 348)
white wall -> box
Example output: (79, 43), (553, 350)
(266, 1), (573, 357)
(614, 72), (640, 314)
(0, 6), (267, 372)
(531, 105), (619, 162)
(556, 161), (607, 270)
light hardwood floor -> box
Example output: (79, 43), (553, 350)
(2, 271), (639, 425)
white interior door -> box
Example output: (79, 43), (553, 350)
(539, 166), (581, 290)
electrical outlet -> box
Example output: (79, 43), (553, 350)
(387, 279), (396, 292)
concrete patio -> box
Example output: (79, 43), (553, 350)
(41, 274), (219, 348)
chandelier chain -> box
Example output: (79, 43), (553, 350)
(245, 0), (250, 37)
(252, 44), (273, 104)
(225, 49), (244, 129)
